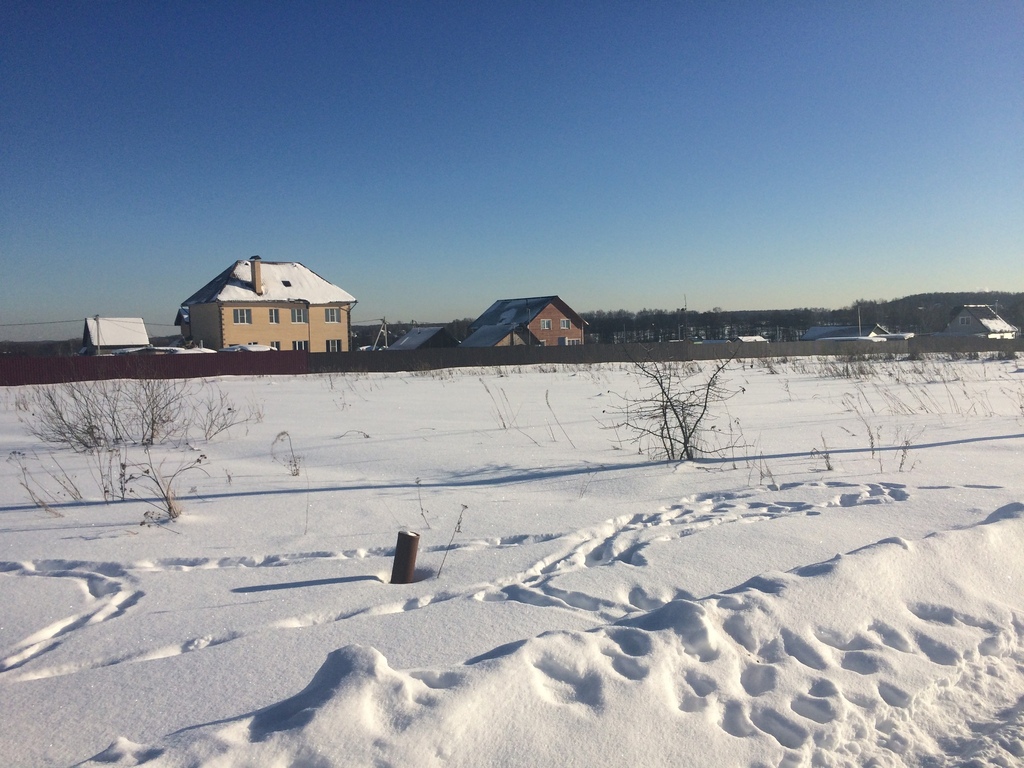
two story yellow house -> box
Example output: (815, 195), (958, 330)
(175, 257), (357, 352)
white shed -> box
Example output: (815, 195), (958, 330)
(81, 317), (151, 355)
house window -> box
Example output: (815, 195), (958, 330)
(325, 307), (340, 323)
(291, 307), (307, 323)
(567, 338), (581, 346)
(270, 341), (280, 350)
(560, 319), (570, 330)
(292, 340), (309, 351)
(959, 316), (971, 325)
(540, 319), (552, 330)
(326, 339), (341, 353)
(232, 308), (252, 324)
(269, 308), (279, 324)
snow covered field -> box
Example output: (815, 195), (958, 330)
(2, 355), (1023, 767)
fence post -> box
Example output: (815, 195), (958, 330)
(390, 530), (420, 584)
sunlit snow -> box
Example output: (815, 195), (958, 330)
(1, 356), (1023, 767)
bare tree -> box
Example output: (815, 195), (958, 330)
(615, 351), (740, 461)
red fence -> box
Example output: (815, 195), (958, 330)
(0, 351), (309, 386)
(1, 336), (1020, 386)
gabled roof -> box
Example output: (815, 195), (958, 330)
(386, 326), (459, 351)
(460, 324), (538, 348)
(800, 324), (888, 341)
(952, 305), (1018, 335)
(180, 259), (356, 307)
(468, 296), (583, 331)
(83, 317), (150, 348)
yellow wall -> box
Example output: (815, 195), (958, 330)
(215, 302), (352, 351)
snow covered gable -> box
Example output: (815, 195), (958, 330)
(81, 317), (150, 355)
(941, 305), (1019, 339)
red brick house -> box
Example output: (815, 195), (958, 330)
(462, 296), (585, 347)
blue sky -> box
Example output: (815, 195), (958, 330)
(2, 1), (1021, 341)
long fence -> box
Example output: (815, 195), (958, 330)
(1, 336), (1021, 386)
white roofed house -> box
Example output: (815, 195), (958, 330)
(175, 257), (357, 352)
(80, 317), (150, 355)
(938, 305), (1019, 339)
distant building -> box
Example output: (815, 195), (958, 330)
(800, 324), (889, 342)
(462, 296), (585, 347)
(176, 257), (356, 352)
(80, 317), (150, 355)
(386, 326), (460, 351)
(938, 305), (1018, 339)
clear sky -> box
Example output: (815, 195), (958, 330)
(2, 1), (1021, 341)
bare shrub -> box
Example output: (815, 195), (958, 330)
(6, 450), (64, 516)
(192, 387), (250, 440)
(125, 378), (191, 445)
(127, 448), (208, 524)
(614, 352), (740, 461)
(810, 436), (834, 471)
(271, 431), (302, 476)
(22, 379), (249, 451)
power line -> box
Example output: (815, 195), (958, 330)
(0, 319), (81, 327)
(0, 319), (180, 329)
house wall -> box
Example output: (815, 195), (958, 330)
(187, 303), (225, 350)
(307, 303), (352, 352)
(527, 303), (584, 346)
(218, 302), (352, 351)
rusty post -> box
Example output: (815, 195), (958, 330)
(390, 530), (420, 584)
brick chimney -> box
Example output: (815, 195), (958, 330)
(250, 256), (264, 295)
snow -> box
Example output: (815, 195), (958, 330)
(217, 260), (356, 304)
(1, 356), (1023, 767)
(83, 317), (151, 348)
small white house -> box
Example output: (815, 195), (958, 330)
(939, 305), (1018, 339)
(80, 317), (150, 355)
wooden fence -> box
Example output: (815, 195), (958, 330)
(1, 336), (1020, 386)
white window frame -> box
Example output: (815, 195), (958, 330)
(270, 341), (280, 350)
(291, 307), (308, 324)
(292, 340), (309, 351)
(269, 308), (279, 324)
(326, 339), (341, 353)
(232, 308), (252, 324)
(324, 307), (340, 324)
(540, 318), (552, 330)
(560, 318), (570, 330)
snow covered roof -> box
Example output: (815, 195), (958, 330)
(469, 296), (582, 331)
(800, 324), (888, 341)
(180, 259), (356, 307)
(82, 317), (150, 349)
(460, 324), (530, 347)
(386, 326), (458, 351)
(957, 305), (1018, 335)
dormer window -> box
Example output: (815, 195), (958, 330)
(282, 280), (292, 287)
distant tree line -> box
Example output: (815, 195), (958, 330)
(579, 291), (1024, 344)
